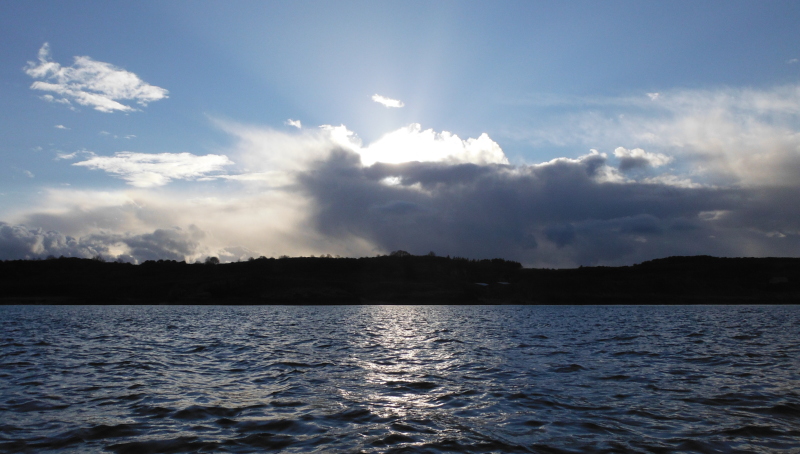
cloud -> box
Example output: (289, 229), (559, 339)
(73, 152), (234, 187)
(647, 92), (660, 101)
(216, 120), (507, 174)
(298, 150), (700, 265)
(23, 170), (34, 178)
(0, 222), (203, 263)
(613, 147), (673, 172)
(509, 84), (800, 187)
(787, 58), (798, 64)
(372, 94), (405, 108)
(25, 43), (168, 113)
(109, 227), (204, 262)
(41, 94), (71, 104)
(55, 150), (90, 160)
(357, 123), (508, 166)
(5, 80), (800, 267)
(640, 174), (703, 189)
(297, 147), (800, 266)
(98, 131), (136, 139)
(0, 223), (83, 260)
(56, 152), (77, 160)
(7, 185), (321, 263)
(213, 121), (352, 185)
(544, 224), (575, 248)
(54, 124), (69, 130)
(285, 119), (302, 129)
(2, 122), (513, 263)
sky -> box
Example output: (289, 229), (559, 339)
(1, 1), (800, 267)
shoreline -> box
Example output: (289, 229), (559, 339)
(2, 255), (798, 305)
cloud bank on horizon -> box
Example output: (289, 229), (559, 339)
(3, 20), (800, 268)
(4, 81), (800, 267)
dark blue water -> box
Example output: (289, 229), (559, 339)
(1, 305), (799, 453)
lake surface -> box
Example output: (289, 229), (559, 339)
(1, 305), (799, 453)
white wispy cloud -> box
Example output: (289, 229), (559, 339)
(56, 149), (95, 161)
(54, 124), (69, 130)
(24, 43), (168, 113)
(372, 94), (405, 108)
(787, 58), (798, 64)
(507, 83), (800, 187)
(41, 94), (72, 105)
(73, 152), (233, 187)
(56, 151), (80, 160)
(285, 119), (302, 129)
(99, 131), (135, 139)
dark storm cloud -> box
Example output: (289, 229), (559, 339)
(617, 156), (651, 172)
(544, 224), (576, 248)
(111, 227), (203, 262)
(719, 186), (800, 231)
(295, 148), (797, 266)
(371, 201), (428, 216)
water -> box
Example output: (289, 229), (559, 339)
(1, 305), (799, 453)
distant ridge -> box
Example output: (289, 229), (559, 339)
(1, 255), (798, 304)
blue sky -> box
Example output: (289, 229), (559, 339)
(1, 1), (800, 266)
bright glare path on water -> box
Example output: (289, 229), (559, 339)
(1, 305), (799, 453)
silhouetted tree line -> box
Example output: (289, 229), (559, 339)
(0, 254), (798, 304)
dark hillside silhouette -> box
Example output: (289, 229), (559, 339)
(1, 255), (798, 304)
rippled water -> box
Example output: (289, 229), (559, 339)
(1, 305), (799, 453)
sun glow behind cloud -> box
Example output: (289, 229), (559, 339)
(4, 80), (800, 266)
(321, 123), (508, 166)
(360, 124), (508, 166)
